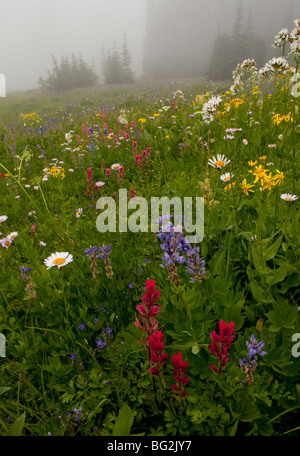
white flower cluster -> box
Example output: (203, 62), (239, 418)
(201, 95), (222, 124)
(273, 28), (289, 48)
(289, 19), (300, 45)
(173, 90), (184, 99)
(259, 57), (289, 79)
(230, 59), (258, 95)
(118, 109), (128, 125)
(272, 19), (300, 56)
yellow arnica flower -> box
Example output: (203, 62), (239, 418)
(250, 165), (267, 185)
(272, 170), (284, 185)
(262, 173), (275, 191)
(259, 156), (267, 161)
(231, 98), (244, 108)
(139, 118), (147, 123)
(241, 178), (255, 195)
(272, 114), (282, 126)
(248, 160), (258, 167)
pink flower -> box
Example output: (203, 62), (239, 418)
(135, 154), (143, 167)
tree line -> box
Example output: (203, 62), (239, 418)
(38, 35), (135, 92)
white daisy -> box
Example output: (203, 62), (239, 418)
(8, 231), (18, 240)
(220, 173), (234, 182)
(111, 163), (121, 170)
(208, 154), (231, 169)
(280, 193), (298, 202)
(76, 208), (83, 218)
(24, 184), (31, 188)
(34, 186), (39, 190)
(95, 181), (105, 188)
(39, 241), (47, 247)
(0, 216), (8, 223)
(0, 237), (12, 249)
(44, 252), (73, 269)
(243, 139), (248, 145)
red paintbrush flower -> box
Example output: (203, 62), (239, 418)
(148, 330), (168, 376)
(208, 320), (235, 374)
(171, 351), (189, 397)
(134, 280), (162, 349)
(141, 279), (161, 308)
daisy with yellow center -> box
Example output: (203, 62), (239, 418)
(95, 181), (105, 188)
(8, 232), (18, 240)
(111, 163), (121, 170)
(241, 178), (255, 195)
(0, 237), (12, 249)
(208, 154), (230, 169)
(220, 173), (234, 182)
(0, 216), (8, 223)
(280, 193), (298, 202)
(76, 208), (83, 218)
(44, 252), (73, 270)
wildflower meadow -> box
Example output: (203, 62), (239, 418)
(0, 22), (300, 438)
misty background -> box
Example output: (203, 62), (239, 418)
(0, 0), (299, 92)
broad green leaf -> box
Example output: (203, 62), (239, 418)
(112, 403), (134, 436)
(7, 413), (26, 436)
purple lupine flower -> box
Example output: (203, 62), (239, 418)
(239, 334), (267, 386)
(185, 246), (206, 283)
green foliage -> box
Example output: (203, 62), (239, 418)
(0, 30), (299, 436)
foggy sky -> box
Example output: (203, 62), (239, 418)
(0, 0), (299, 92)
(0, 0), (146, 92)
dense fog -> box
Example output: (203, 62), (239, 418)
(0, 0), (298, 92)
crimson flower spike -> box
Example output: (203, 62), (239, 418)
(134, 279), (162, 349)
(208, 320), (235, 374)
(148, 330), (168, 376)
(171, 351), (189, 398)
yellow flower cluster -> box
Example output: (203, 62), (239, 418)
(222, 97), (244, 114)
(241, 165), (284, 194)
(20, 112), (42, 125)
(50, 166), (65, 179)
(252, 86), (260, 95)
(272, 113), (295, 125)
